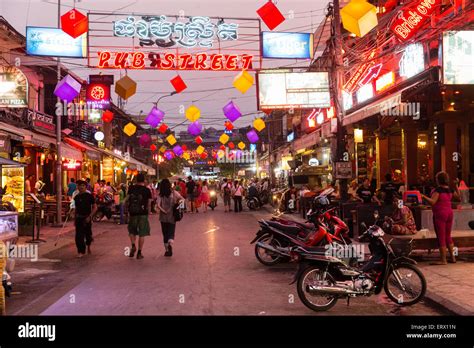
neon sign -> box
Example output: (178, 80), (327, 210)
(343, 50), (376, 93)
(399, 43), (425, 78)
(390, 0), (441, 41)
(375, 71), (395, 91)
(86, 83), (110, 108)
(96, 51), (253, 71)
(113, 16), (238, 48)
(356, 83), (374, 103)
(307, 109), (318, 128)
(358, 63), (382, 87)
(62, 160), (82, 170)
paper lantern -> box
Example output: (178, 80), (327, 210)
(220, 145), (226, 151)
(247, 129), (259, 143)
(217, 150), (225, 159)
(181, 145), (188, 151)
(61, 8), (88, 38)
(115, 75), (137, 100)
(233, 70), (254, 94)
(164, 151), (173, 160)
(196, 145), (205, 155)
(145, 107), (165, 128)
(341, 0), (378, 38)
(253, 118), (266, 132)
(94, 131), (104, 141)
(228, 142), (235, 149)
(223, 101), (242, 122)
(183, 152), (191, 160)
(139, 134), (152, 148)
(150, 144), (157, 151)
(200, 152), (208, 159)
(102, 110), (114, 123)
(158, 123), (168, 134)
(238, 141), (246, 150)
(185, 105), (201, 122)
(126, 169), (133, 175)
(54, 74), (81, 103)
(225, 121), (234, 131)
(195, 136), (203, 145)
(256, 1), (285, 30)
(159, 145), (167, 153)
(188, 121), (202, 136)
(166, 134), (177, 146)
(170, 75), (187, 93)
(173, 145), (184, 157)
(219, 133), (230, 145)
(123, 122), (137, 137)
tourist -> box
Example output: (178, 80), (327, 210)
(347, 180), (359, 200)
(379, 174), (400, 205)
(356, 178), (381, 205)
(25, 175), (34, 195)
(186, 176), (196, 213)
(34, 177), (46, 198)
(232, 180), (243, 212)
(221, 178), (232, 212)
(73, 180), (97, 258)
(200, 180), (210, 213)
(67, 178), (77, 199)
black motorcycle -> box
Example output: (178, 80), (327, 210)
(246, 195), (261, 210)
(209, 189), (218, 210)
(290, 215), (427, 312)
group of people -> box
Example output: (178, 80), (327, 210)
(180, 177), (217, 213)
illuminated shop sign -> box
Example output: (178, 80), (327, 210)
(0, 66), (28, 108)
(96, 51), (253, 71)
(399, 43), (425, 78)
(62, 160), (82, 170)
(343, 50), (377, 93)
(26, 26), (87, 58)
(113, 16), (238, 48)
(390, 0), (441, 41)
(262, 32), (313, 59)
(375, 71), (395, 91)
(343, 91), (353, 110)
(358, 63), (382, 87)
(356, 83), (374, 103)
(86, 83), (111, 108)
(443, 31), (474, 85)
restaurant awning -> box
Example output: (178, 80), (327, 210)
(0, 156), (26, 167)
(99, 148), (156, 176)
(61, 142), (83, 161)
(0, 122), (27, 141)
(64, 137), (102, 161)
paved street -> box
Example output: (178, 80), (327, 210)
(8, 203), (447, 316)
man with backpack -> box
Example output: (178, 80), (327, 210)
(220, 178), (232, 213)
(125, 174), (152, 259)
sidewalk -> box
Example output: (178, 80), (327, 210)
(265, 207), (474, 315)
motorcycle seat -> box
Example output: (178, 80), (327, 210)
(267, 221), (301, 235)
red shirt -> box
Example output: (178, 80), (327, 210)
(179, 181), (187, 196)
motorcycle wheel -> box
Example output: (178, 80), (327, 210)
(92, 212), (103, 223)
(384, 263), (427, 306)
(297, 266), (338, 312)
(254, 234), (284, 266)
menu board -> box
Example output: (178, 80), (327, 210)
(356, 143), (368, 181)
(1, 166), (25, 212)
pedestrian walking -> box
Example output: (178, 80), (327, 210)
(73, 180), (97, 258)
(125, 174), (152, 259)
(67, 178), (77, 198)
(186, 176), (196, 213)
(157, 178), (184, 257)
(200, 180), (210, 213)
(232, 180), (243, 212)
(422, 171), (461, 265)
(221, 178), (232, 212)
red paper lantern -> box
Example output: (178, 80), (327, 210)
(225, 121), (234, 131)
(133, 170), (139, 176)
(60, 9), (88, 38)
(200, 152), (208, 159)
(195, 136), (203, 145)
(182, 145), (188, 151)
(158, 123), (168, 133)
(220, 145), (226, 151)
(228, 142), (235, 149)
(170, 75), (187, 93)
(150, 144), (157, 151)
(101, 110), (114, 123)
(126, 169), (132, 175)
(256, 1), (285, 30)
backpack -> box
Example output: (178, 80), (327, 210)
(128, 192), (144, 215)
(224, 184), (231, 196)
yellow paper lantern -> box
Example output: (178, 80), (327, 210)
(123, 122), (137, 136)
(219, 133), (230, 144)
(166, 134), (177, 146)
(217, 150), (225, 158)
(159, 146), (167, 153)
(341, 0), (378, 38)
(196, 145), (205, 155)
(238, 141), (246, 150)
(233, 70), (254, 94)
(185, 105), (201, 122)
(115, 75), (137, 100)
(183, 152), (191, 160)
(253, 118), (266, 132)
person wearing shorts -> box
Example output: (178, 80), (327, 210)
(186, 176), (197, 213)
(126, 174), (152, 259)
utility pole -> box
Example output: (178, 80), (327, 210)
(55, 0), (63, 226)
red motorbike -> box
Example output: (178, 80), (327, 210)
(250, 188), (351, 266)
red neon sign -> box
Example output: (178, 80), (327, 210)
(86, 83), (110, 107)
(390, 0), (441, 41)
(358, 63), (382, 87)
(375, 71), (395, 91)
(343, 50), (377, 93)
(96, 52), (254, 71)
(62, 160), (82, 170)
(307, 109), (318, 128)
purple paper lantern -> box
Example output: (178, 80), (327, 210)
(139, 133), (152, 148)
(223, 101), (242, 122)
(246, 129), (259, 143)
(188, 121), (202, 136)
(145, 107), (165, 128)
(173, 145), (184, 157)
(164, 151), (173, 160)
(54, 74), (81, 103)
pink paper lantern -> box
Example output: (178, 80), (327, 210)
(54, 74), (81, 103)
(223, 101), (242, 122)
(188, 121), (202, 136)
(139, 134), (152, 148)
(145, 107), (165, 128)
(173, 145), (184, 157)
(247, 129), (259, 143)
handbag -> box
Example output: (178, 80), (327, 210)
(172, 192), (183, 222)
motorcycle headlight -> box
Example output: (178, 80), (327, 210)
(210, 191), (216, 196)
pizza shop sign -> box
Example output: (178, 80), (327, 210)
(390, 0), (441, 41)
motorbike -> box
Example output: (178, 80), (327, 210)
(250, 188), (350, 266)
(290, 212), (427, 312)
(246, 195), (261, 210)
(93, 192), (114, 222)
(209, 190), (218, 210)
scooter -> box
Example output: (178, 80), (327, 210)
(209, 190), (218, 210)
(246, 195), (261, 210)
(93, 192), (114, 222)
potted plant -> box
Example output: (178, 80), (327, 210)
(18, 212), (34, 236)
